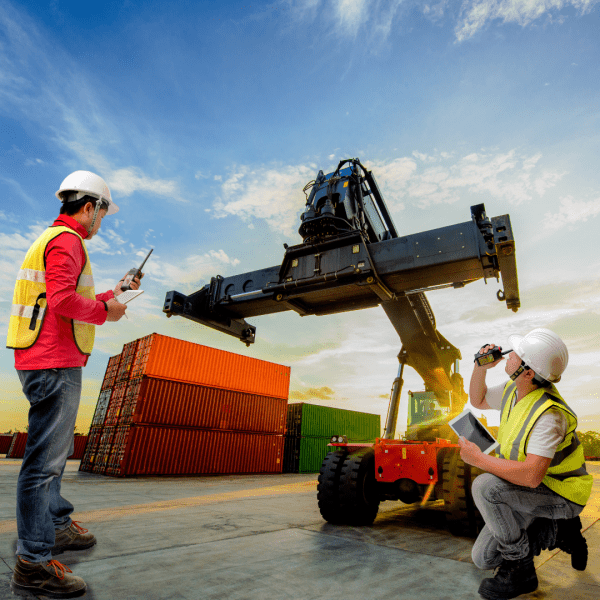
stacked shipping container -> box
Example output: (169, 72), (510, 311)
(283, 403), (380, 473)
(80, 333), (290, 477)
(6, 433), (88, 459)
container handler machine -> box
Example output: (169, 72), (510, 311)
(163, 158), (520, 536)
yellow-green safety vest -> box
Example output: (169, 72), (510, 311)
(497, 381), (592, 506)
(6, 226), (96, 355)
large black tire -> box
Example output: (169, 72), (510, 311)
(442, 448), (483, 537)
(317, 451), (348, 524)
(338, 448), (380, 526)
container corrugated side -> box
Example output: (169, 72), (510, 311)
(70, 435), (88, 460)
(91, 389), (113, 427)
(136, 333), (290, 399)
(126, 377), (287, 433)
(0, 435), (13, 455)
(282, 435), (301, 473)
(298, 437), (335, 473)
(108, 425), (284, 477)
(115, 340), (140, 383)
(106, 425), (133, 475)
(4, 433), (88, 460)
(299, 404), (380, 440)
(101, 354), (122, 391)
(104, 382), (128, 427)
(92, 426), (116, 474)
(80, 426), (103, 472)
(7, 433), (26, 458)
(286, 403), (303, 437)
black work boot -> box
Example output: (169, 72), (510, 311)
(52, 521), (97, 555)
(478, 555), (538, 600)
(11, 556), (86, 598)
(526, 517), (555, 557)
(552, 516), (588, 571)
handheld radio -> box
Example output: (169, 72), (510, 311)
(121, 248), (153, 291)
(474, 345), (512, 367)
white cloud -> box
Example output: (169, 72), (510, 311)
(213, 163), (317, 237)
(142, 249), (241, 292)
(369, 150), (563, 209)
(213, 150), (566, 235)
(289, 0), (403, 47)
(0, 3), (181, 204)
(455, 0), (600, 42)
(540, 195), (600, 235)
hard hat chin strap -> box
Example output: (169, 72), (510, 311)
(509, 360), (529, 381)
(87, 201), (102, 235)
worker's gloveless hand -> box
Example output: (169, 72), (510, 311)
(477, 343), (504, 369)
(458, 436), (483, 467)
(105, 298), (128, 321)
(113, 272), (143, 297)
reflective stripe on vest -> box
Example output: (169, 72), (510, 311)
(497, 382), (592, 506)
(6, 226), (96, 355)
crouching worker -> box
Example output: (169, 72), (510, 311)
(459, 328), (591, 600)
(6, 171), (142, 598)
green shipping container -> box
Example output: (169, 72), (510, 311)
(298, 437), (336, 473)
(289, 403), (380, 440)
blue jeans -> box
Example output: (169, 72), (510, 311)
(16, 368), (82, 562)
(471, 473), (583, 569)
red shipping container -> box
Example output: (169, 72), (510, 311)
(7, 433), (88, 460)
(120, 377), (287, 433)
(0, 435), (13, 454)
(70, 435), (88, 459)
(107, 425), (284, 477)
(101, 354), (122, 391)
(7, 432), (27, 458)
(104, 382), (128, 427)
(130, 333), (290, 399)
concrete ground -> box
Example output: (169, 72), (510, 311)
(0, 459), (598, 600)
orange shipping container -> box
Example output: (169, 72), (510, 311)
(105, 424), (284, 477)
(120, 377), (287, 433)
(130, 333), (290, 399)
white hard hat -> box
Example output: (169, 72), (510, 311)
(55, 170), (119, 215)
(508, 328), (569, 383)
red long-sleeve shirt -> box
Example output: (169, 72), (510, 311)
(15, 215), (113, 369)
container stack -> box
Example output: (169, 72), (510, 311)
(80, 333), (290, 477)
(6, 433), (88, 459)
(283, 403), (380, 473)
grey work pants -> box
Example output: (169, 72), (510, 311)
(471, 473), (583, 570)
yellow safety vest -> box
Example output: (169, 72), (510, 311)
(6, 226), (97, 355)
(497, 382), (592, 506)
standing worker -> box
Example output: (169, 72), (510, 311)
(6, 171), (142, 598)
(459, 328), (591, 600)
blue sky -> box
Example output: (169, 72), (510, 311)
(1, 0), (599, 434)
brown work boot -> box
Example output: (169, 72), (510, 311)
(52, 521), (97, 555)
(11, 556), (86, 598)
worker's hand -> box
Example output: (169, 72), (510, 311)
(113, 272), (143, 297)
(105, 298), (128, 322)
(476, 344), (504, 369)
(458, 436), (483, 467)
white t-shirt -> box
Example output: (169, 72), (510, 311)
(485, 383), (568, 459)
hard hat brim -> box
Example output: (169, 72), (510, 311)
(507, 334), (525, 360)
